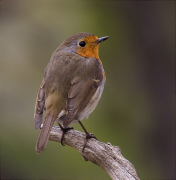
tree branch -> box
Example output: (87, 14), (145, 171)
(49, 126), (140, 180)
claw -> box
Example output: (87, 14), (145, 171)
(58, 123), (73, 146)
(78, 120), (97, 153)
(82, 133), (97, 153)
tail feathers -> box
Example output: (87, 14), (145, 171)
(36, 113), (56, 153)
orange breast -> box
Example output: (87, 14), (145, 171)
(75, 35), (105, 80)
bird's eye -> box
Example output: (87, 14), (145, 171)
(79, 41), (86, 47)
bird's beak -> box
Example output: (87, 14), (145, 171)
(96, 36), (109, 44)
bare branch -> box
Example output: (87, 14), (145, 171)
(49, 126), (140, 180)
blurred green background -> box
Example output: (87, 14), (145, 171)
(1, 1), (175, 179)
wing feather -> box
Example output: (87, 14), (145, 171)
(34, 79), (45, 130)
(63, 79), (100, 127)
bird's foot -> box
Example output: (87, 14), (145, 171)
(82, 133), (97, 153)
(58, 124), (73, 146)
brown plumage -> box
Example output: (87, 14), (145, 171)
(34, 32), (108, 153)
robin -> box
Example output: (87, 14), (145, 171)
(34, 32), (108, 153)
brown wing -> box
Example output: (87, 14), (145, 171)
(34, 79), (45, 130)
(63, 77), (101, 127)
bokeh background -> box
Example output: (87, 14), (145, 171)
(1, 1), (175, 179)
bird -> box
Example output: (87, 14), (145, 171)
(34, 32), (108, 154)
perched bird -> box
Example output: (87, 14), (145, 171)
(34, 32), (108, 153)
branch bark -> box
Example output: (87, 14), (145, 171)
(49, 126), (140, 180)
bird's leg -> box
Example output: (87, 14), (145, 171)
(78, 120), (97, 153)
(57, 123), (73, 146)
